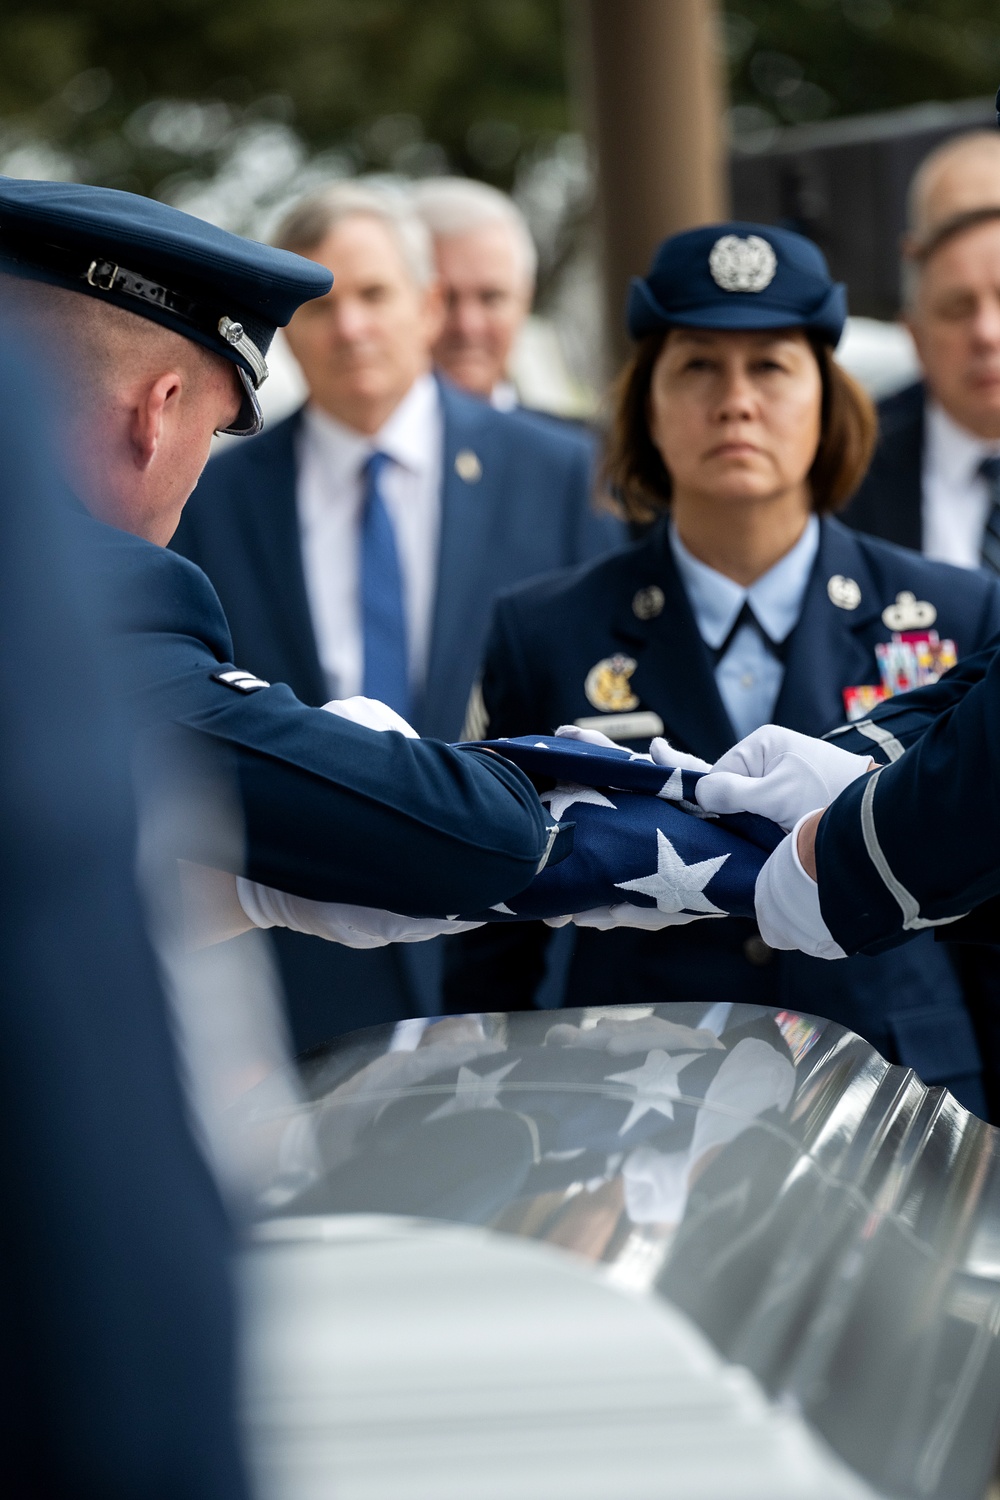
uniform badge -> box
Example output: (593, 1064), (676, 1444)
(584, 653), (640, 713)
(212, 668), (270, 693)
(881, 590), (937, 631)
(827, 574), (861, 610)
(454, 448), (482, 482)
(708, 234), (777, 293)
(632, 585), (665, 620)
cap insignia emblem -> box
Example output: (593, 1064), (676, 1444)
(881, 591), (937, 631)
(708, 234), (777, 294)
(827, 574), (862, 611)
(584, 654), (640, 713)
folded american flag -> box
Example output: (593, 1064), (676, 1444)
(463, 736), (784, 922)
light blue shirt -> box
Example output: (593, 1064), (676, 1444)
(668, 516), (820, 741)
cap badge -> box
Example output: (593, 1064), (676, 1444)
(827, 574), (861, 611)
(881, 591), (937, 631)
(708, 234), (777, 294)
(584, 653), (640, 713)
(632, 585), (665, 621)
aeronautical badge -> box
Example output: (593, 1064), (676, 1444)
(881, 590), (937, 631)
(584, 654), (640, 713)
(212, 668), (270, 693)
(708, 234), (777, 293)
(827, 574), (861, 610)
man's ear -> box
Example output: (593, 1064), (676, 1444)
(129, 370), (182, 470)
(420, 275), (447, 348)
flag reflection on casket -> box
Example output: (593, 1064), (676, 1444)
(241, 1004), (1000, 1500)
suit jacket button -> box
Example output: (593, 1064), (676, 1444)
(743, 935), (774, 966)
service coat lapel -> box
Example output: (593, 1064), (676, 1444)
(244, 410), (327, 704)
(421, 382), (495, 736)
(772, 518), (881, 735)
(610, 524), (738, 763)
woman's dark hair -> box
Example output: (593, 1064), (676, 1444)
(602, 329), (877, 525)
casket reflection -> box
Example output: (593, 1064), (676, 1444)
(240, 1004), (1000, 1500)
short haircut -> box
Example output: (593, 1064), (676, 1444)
(907, 130), (1000, 238)
(410, 176), (538, 288)
(604, 330), (877, 524)
(272, 180), (435, 287)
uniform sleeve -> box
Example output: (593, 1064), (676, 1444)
(478, 597), (551, 740)
(111, 545), (560, 916)
(815, 640), (1000, 954)
(824, 637), (1000, 763)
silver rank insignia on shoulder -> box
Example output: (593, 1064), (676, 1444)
(632, 585), (665, 620)
(881, 590), (937, 631)
(212, 668), (270, 694)
(454, 448), (482, 482)
(827, 574), (861, 610)
(584, 653), (640, 713)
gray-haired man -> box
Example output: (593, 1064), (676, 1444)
(173, 180), (622, 1049)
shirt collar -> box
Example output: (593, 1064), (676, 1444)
(668, 514), (820, 649)
(301, 371), (440, 483)
(925, 398), (1000, 487)
(490, 380), (519, 412)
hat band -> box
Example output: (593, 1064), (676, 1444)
(0, 229), (269, 389)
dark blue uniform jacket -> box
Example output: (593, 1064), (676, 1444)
(446, 514), (1000, 1111)
(74, 510), (560, 922)
(170, 382), (622, 1041)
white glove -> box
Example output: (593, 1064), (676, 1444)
(695, 725), (872, 833)
(555, 723), (710, 773)
(320, 695), (419, 737)
(753, 815), (846, 960)
(236, 879), (483, 948)
(544, 904), (714, 932)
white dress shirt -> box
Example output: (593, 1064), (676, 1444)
(921, 400), (1000, 569)
(668, 517), (820, 742)
(296, 374), (443, 702)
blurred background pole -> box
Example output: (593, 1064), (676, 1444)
(577, 0), (729, 369)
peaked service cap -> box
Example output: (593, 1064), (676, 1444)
(0, 177), (333, 434)
(626, 220), (847, 347)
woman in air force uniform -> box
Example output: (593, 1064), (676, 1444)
(446, 221), (1000, 1116)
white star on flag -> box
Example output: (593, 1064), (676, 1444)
(425, 1060), (519, 1121)
(615, 828), (728, 915)
(541, 783), (617, 821)
(605, 1049), (702, 1134)
(657, 767), (684, 801)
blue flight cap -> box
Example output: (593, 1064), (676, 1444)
(626, 221), (847, 347)
(0, 177), (333, 435)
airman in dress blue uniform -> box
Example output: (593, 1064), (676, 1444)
(445, 220), (1000, 1116)
(0, 178), (567, 936)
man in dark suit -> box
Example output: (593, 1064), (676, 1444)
(174, 181), (622, 1049)
(844, 131), (1000, 562)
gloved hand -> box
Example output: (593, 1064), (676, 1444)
(555, 723), (711, 772)
(236, 880), (483, 948)
(695, 724), (873, 833)
(544, 905), (713, 932)
(321, 695), (419, 737)
(753, 816), (846, 960)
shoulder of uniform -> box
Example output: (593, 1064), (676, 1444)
(495, 529), (650, 622)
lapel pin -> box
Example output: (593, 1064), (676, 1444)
(584, 653), (640, 713)
(881, 590), (937, 631)
(454, 448), (482, 483)
(827, 574), (861, 610)
(632, 585), (665, 620)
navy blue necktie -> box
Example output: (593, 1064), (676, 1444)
(978, 454), (1000, 576)
(360, 451), (410, 718)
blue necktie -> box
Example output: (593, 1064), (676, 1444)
(979, 454), (1000, 576)
(360, 451), (410, 718)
